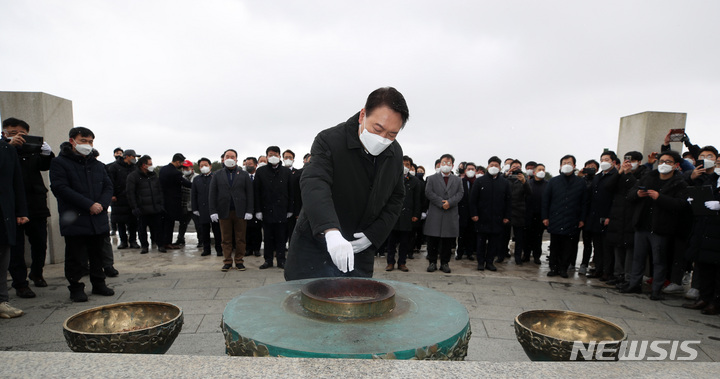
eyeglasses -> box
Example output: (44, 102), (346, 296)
(658, 159), (675, 165)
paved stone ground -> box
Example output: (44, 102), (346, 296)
(2, 234), (719, 362)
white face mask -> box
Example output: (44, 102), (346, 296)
(536, 171), (546, 179)
(527, 169), (534, 177)
(200, 166), (211, 174)
(403, 166), (409, 175)
(267, 156), (280, 165)
(435, 167), (441, 174)
(147, 165), (156, 172)
(183, 170), (193, 176)
(440, 165), (452, 174)
(703, 159), (716, 169)
(224, 159), (236, 168)
(130, 158), (137, 164)
(599, 161), (612, 172)
(477, 173), (484, 178)
(502, 164), (510, 173)
(684, 158), (694, 164)
(258, 162), (267, 168)
(487, 166), (500, 176)
(560, 164), (574, 175)
(715, 167), (720, 176)
(359, 122), (393, 156)
(658, 163), (673, 174)
(465, 170), (476, 178)
(283, 159), (294, 167)
(631, 162), (638, 170)
(74, 143), (93, 156)
(409, 171), (416, 176)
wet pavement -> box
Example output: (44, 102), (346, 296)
(2, 234), (719, 362)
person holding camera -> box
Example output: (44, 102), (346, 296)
(1, 118), (54, 299)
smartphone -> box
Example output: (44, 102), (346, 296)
(638, 186), (647, 191)
(19, 135), (43, 154)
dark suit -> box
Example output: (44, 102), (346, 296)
(386, 174), (422, 266)
(209, 167), (253, 265)
(469, 174), (512, 266)
(0, 140), (28, 303)
(254, 163), (293, 266)
(192, 173), (222, 255)
(159, 163), (191, 246)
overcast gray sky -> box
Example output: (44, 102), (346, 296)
(2, 0), (719, 173)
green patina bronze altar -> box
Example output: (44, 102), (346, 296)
(222, 278), (471, 359)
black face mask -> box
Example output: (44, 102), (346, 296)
(417, 172), (425, 180)
(246, 166), (256, 173)
(582, 167), (597, 177)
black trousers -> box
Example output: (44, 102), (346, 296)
(64, 234), (106, 286)
(117, 217), (138, 245)
(138, 213), (163, 248)
(426, 236), (455, 265)
(524, 215), (545, 260)
(263, 222), (288, 264)
(457, 222), (477, 258)
(199, 222), (222, 254)
(177, 210), (202, 244)
(9, 216), (48, 288)
(246, 219), (262, 253)
(697, 262), (720, 305)
(386, 230), (411, 266)
(476, 232), (502, 266)
(287, 217), (297, 244)
(162, 213), (178, 247)
(510, 225), (525, 262)
(412, 220), (425, 251)
(549, 233), (580, 274)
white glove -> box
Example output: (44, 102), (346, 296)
(193, 211), (200, 216)
(687, 197), (694, 204)
(350, 232), (373, 254)
(244, 213), (253, 220)
(255, 212), (263, 221)
(421, 212), (427, 220)
(210, 213), (219, 223)
(40, 141), (52, 156)
(325, 230), (354, 273)
(705, 200), (720, 211)
(287, 212), (293, 218)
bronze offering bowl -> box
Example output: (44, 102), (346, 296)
(300, 278), (396, 319)
(514, 310), (627, 361)
(63, 301), (183, 354)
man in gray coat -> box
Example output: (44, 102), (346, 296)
(209, 149), (253, 272)
(424, 153), (464, 273)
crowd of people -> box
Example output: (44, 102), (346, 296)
(1, 112), (718, 321)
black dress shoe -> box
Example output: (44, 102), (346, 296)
(16, 286), (36, 298)
(701, 303), (719, 315)
(477, 265), (485, 271)
(521, 256), (530, 262)
(649, 292), (665, 301)
(117, 243), (129, 250)
(221, 264), (232, 272)
(28, 274), (48, 287)
(201, 251), (211, 256)
(586, 272), (604, 279)
(104, 266), (119, 277)
(559, 271), (569, 278)
(534, 258), (541, 265)
(440, 263), (451, 273)
(141, 247), (149, 254)
(427, 262), (437, 272)
(70, 289), (88, 302)
(129, 242), (141, 249)
(468, 255), (475, 261)
(496, 257), (505, 264)
(277, 262), (285, 269)
(547, 270), (559, 277)
(515, 260), (523, 266)
(682, 300), (709, 310)
(455, 255), (463, 260)
(253, 251), (261, 257)
(620, 285), (642, 294)
(217, 252), (224, 257)
(92, 284), (115, 296)
(485, 263), (497, 271)
(236, 263), (246, 271)
(259, 262), (273, 269)
(606, 278), (621, 285)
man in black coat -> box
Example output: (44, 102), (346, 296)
(255, 146), (293, 269)
(49, 127), (115, 302)
(127, 155), (165, 254)
(284, 87), (408, 280)
(2, 117), (54, 298)
(506, 159), (532, 265)
(107, 149), (139, 250)
(192, 157), (222, 257)
(243, 157), (262, 257)
(385, 155), (422, 272)
(159, 153), (192, 250)
(456, 162), (478, 261)
(470, 156), (511, 271)
(523, 163), (548, 264)
(585, 151), (620, 281)
(0, 138), (29, 318)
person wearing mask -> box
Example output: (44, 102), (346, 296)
(576, 159), (599, 274)
(176, 160), (200, 246)
(505, 159), (532, 265)
(107, 149), (140, 251)
(108, 147), (123, 236)
(209, 149), (253, 271)
(284, 87), (408, 280)
(302, 153), (311, 165)
(192, 158), (222, 257)
(411, 164), (427, 258)
(456, 162), (478, 261)
(283, 149), (300, 243)
(542, 154), (588, 278)
(424, 154), (464, 273)
(50, 127), (114, 302)
(159, 153), (192, 250)
(470, 156), (511, 271)
(255, 146), (293, 269)
(257, 155), (268, 169)
(525, 161), (538, 180)
(585, 151), (620, 281)
(243, 157), (262, 257)
(523, 163), (548, 264)
(127, 155), (165, 254)
(385, 156), (422, 272)
(2, 118), (54, 298)
(283, 149), (297, 173)
(620, 151), (689, 300)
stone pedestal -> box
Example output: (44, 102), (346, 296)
(0, 91), (74, 264)
(617, 111), (687, 159)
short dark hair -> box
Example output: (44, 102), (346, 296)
(69, 127), (95, 139)
(2, 117), (30, 132)
(465, 162), (477, 170)
(412, 163), (418, 170)
(303, 153), (311, 160)
(245, 157), (258, 165)
(601, 150), (620, 165)
(536, 163), (546, 169)
(283, 149), (295, 159)
(682, 151), (694, 159)
(699, 146), (719, 157)
(511, 159), (522, 167)
(402, 155), (414, 166)
(434, 158), (441, 166)
(365, 87), (410, 127)
(113, 147), (123, 154)
(504, 158), (514, 164)
(477, 165), (487, 174)
(172, 153), (186, 162)
(266, 146), (281, 155)
(138, 155), (152, 167)
(625, 151), (643, 162)
(584, 159), (599, 169)
(525, 161), (537, 168)
(198, 157), (212, 166)
(488, 156), (502, 165)
(222, 149), (238, 159)
(440, 153), (455, 164)
(659, 150), (682, 165)
(560, 154), (576, 166)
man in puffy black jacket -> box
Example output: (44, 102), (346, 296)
(127, 155), (165, 254)
(49, 127), (114, 302)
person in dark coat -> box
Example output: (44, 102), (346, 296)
(284, 87), (408, 280)
(2, 117), (54, 298)
(159, 153), (192, 250)
(243, 157), (262, 257)
(107, 149), (139, 249)
(523, 163), (548, 264)
(255, 146), (293, 269)
(385, 156), (422, 272)
(49, 127), (114, 302)
(620, 151), (690, 300)
(0, 137), (29, 318)
(283, 149), (301, 243)
(127, 155), (165, 254)
(584, 151), (620, 281)
(470, 156), (511, 271)
(456, 162), (478, 261)
(542, 154), (588, 278)
(192, 158), (222, 257)
(506, 159), (532, 265)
